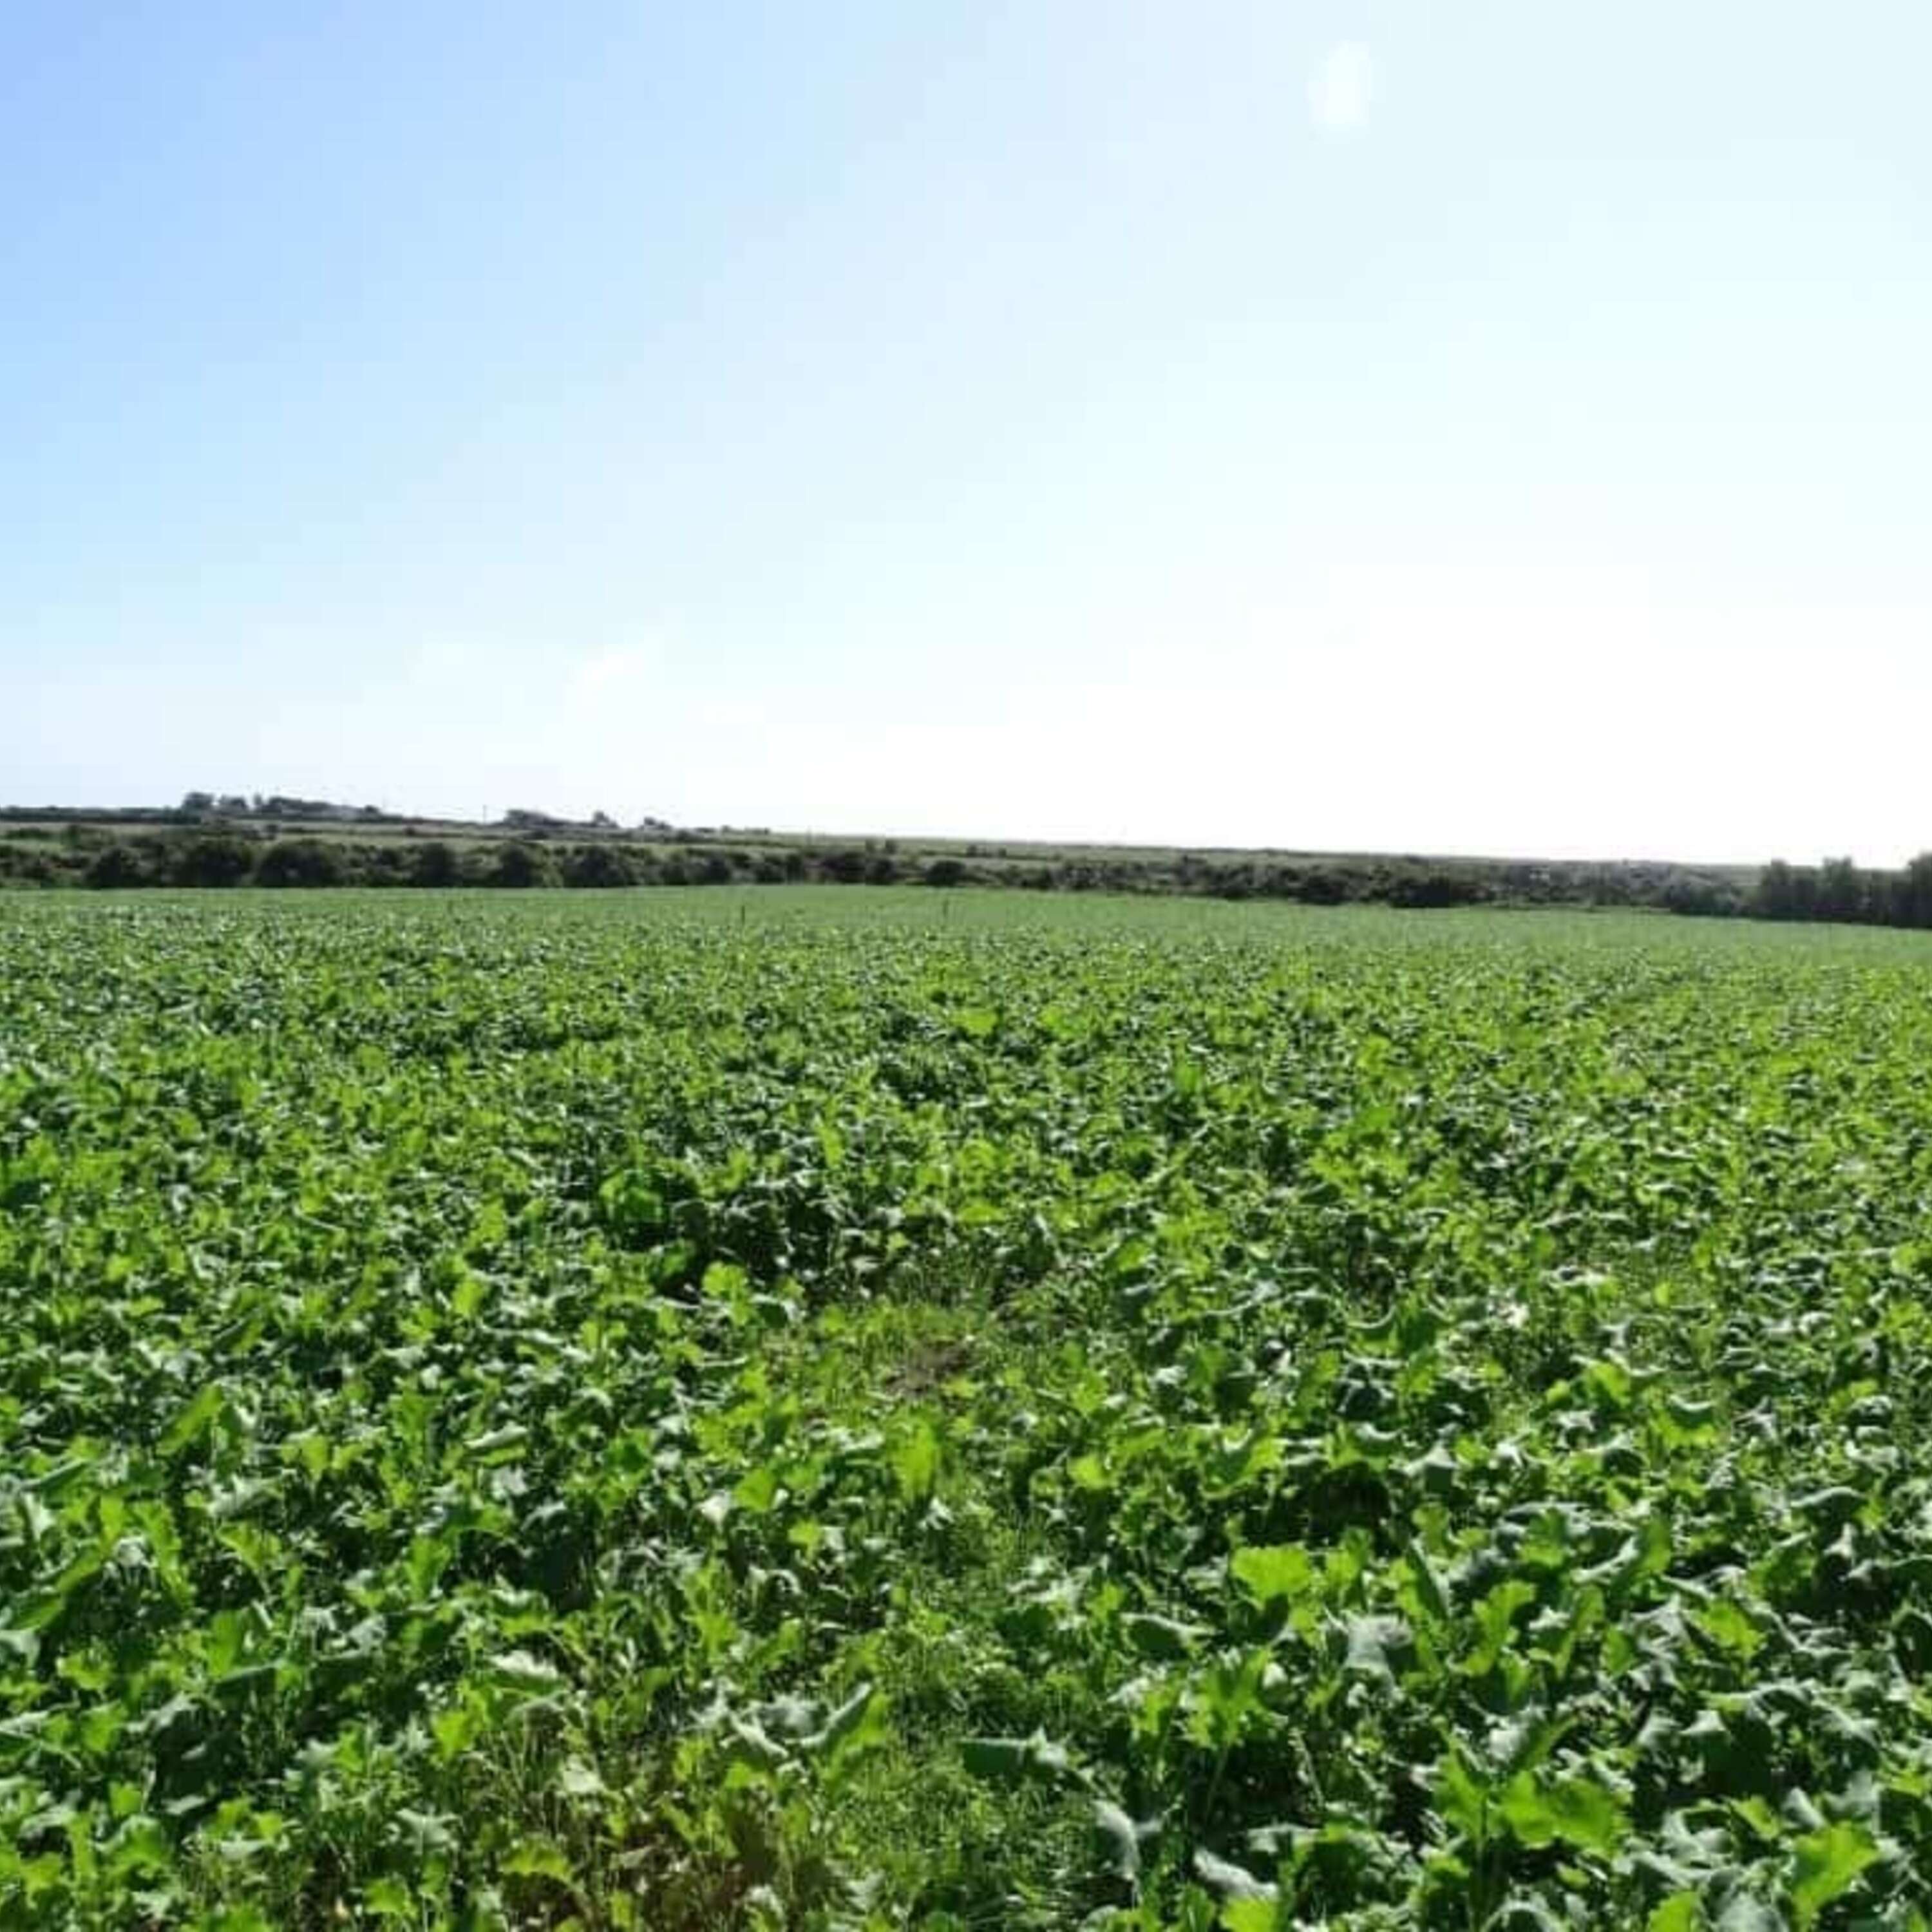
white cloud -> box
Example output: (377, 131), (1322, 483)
(1309, 42), (1374, 132)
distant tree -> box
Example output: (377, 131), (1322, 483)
(3, 848), (56, 885)
(180, 791), (215, 816)
(361, 845), (410, 887)
(490, 841), (557, 887)
(1817, 856), (1863, 924)
(86, 844), (147, 888)
(255, 838), (346, 887)
(1295, 867), (1350, 905)
(1900, 853), (1932, 929)
(562, 843), (638, 887)
(1388, 868), (1486, 909)
(1659, 873), (1736, 918)
(1580, 865), (1631, 907)
(169, 834), (254, 887)
(410, 840), (462, 887)
(1752, 860), (1797, 920)
(923, 857), (967, 887)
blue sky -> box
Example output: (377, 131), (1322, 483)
(5, 3), (1929, 860)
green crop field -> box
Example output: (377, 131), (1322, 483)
(5, 889), (1932, 1930)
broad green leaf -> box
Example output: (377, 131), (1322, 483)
(1229, 1543), (1315, 1608)
(502, 1838), (574, 1882)
(1788, 1820), (1879, 1925)
(1498, 1772), (1625, 1855)
(363, 1877), (414, 1917)
(1122, 1611), (1209, 1659)
(891, 1419), (943, 1502)
(1647, 1896), (1705, 1932)
(1437, 1748), (1492, 1844)
(1220, 1900), (1281, 1932)
(159, 1385), (223, 1457)
(804, 1681), (887, 1766)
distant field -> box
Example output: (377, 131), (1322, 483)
(5, 890), (1931, 1926)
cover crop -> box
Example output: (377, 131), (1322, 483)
(4, 889), (1932, 1929)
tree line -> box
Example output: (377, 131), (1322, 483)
(0, 831), (936, 893)
(0, 824), (1730, 909)
(1747, 855), (1932, 928)
(4, 822), (1932, 927)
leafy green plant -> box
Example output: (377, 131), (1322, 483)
(3, 891), (1931, 1925)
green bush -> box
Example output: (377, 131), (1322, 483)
(255, 839), (347, 887)
(168, 834), (255, 887)
(562, 844), (639, 887)
(489, 841), (558, 888)
(410, 840), (462, 887)
(85, 845), (150, 888)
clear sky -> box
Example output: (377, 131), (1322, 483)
(5, 3), (1929, 862)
